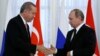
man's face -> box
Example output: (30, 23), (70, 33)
(68, 11), (81, 28)
(26, 6), (36, 22)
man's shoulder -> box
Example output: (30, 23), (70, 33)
(68, 24), (95, 33)
(81, 24), (95, 33)
(9, 15), (21, 23)
(12, 15), (20, 20)
(67, 29), (74, 34)
(83, 24), (94, 30)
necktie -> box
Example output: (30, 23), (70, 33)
(73, 29), (76, 38)
(71, 29), (76, 41)
(25, 24), (30, 37)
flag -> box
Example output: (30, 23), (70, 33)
(86, 0), (100, 56)
(0, 0), (14, 55)
(56, 28), (66, 49)
(0, 32), (6, 56)
(31, 0), (44, 56)
(56, 0), (70, 49)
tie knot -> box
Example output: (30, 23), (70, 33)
(73, 29), (76, 34)
(25, 24), (30, 37)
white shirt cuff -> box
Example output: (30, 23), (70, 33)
(70, 50), (73, 56)
(54, 48), (57, 54)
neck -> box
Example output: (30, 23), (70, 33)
(20, 13), (27, 22)
(75, 21), (83, 28)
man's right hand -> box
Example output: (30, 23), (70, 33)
(50, 45), (57, 54)
(66, 51), (71, 56)
(37, 45), (53, 55)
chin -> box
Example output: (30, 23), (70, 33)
(71, 25), (75, 28)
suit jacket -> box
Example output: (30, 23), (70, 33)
(55, 24), (96, 56)
(3, 15), (36, 56)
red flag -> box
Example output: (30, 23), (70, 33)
(86, 0), (100, 56)
(31, 0), (44, 56)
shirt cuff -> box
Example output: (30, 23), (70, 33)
(70, 50), (73, 56)
(55, 48), (57, 54)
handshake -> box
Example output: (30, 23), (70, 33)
(37, 45), (57, 55)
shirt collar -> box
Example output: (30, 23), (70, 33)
(76, 22), (84, 33)
(20, 14), (27, 25)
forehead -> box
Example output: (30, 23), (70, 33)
(69, 11), (75, 17)
(31, 6), (36, 11)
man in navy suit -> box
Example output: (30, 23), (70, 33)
(53, 9), (96, 56)
(3, 2), (37, 56)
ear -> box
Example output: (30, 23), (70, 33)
(78, 16), (82, 20)
(24, 9), (29, 13)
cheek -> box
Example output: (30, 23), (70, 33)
(70, 20), (73, 24)
(30, 15), (34, 20)
(27, 14), (30, 18)
(30, 14), (34, 18)
(74, 20), (79, 24)
(71, 20), (76, 26)
(28, 14), (32, 18)
(69, 21), (73, 26)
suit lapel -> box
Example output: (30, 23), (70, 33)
(66, 30), (73, 44)
(16, 15), (29, 38)
(71, 24), (86, 42)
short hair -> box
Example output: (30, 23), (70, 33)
(20, 2), (36, 13)
(71, 9), (84, 21)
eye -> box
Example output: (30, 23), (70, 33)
(69, 18), (72, 20)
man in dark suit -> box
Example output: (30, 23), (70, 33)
(3, 2), (37, 56)
(53, 9), (96, 56)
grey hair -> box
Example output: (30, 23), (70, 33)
(20, 2), (36, 13)
(71, 9), (84, 21)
